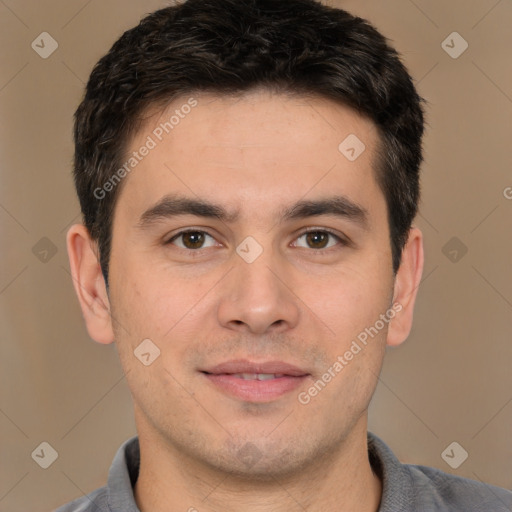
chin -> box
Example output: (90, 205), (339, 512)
(209, 437), (319, 482)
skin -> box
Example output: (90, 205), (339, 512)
(67, 90), (424, 512)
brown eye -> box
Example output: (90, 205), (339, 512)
(168, 230), (216, 250)
(294, 230), (342, 250)
(305, 231), (329, 249)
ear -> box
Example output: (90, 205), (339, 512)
(66, 224), (115, 345)
(386, 226), (424, 347)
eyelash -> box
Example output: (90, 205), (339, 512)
(165, 228), (349, 254)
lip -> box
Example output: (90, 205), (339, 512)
(200, 359), (310, 403)
(203, 359), (309, 376)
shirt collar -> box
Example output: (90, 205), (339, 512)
(107, 435), (141, 511)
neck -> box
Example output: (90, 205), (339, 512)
(134, 417), (382, 512)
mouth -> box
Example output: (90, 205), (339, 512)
(220, 373), (289, 380)
(200, 360), (310, 402)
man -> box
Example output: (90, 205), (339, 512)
(59, 0), (512, 510)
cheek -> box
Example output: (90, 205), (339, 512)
(111, 255), (178, 328)
(110, 260), (218, 369)
(316, 264), (393, 341)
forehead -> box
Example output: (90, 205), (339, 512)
(116, 90), (384, 224)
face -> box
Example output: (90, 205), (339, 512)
(80, 90), (408, 478)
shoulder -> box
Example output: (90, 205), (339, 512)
(55, 435), (140, 512)
(54, 486), (110, 512)
(405, 462), (512, 511)
(367, 432), (512, 511)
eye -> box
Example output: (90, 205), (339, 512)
(293, 229), (345, 250)
(167, 230), (217, 250)
(165, 228), (347, 253)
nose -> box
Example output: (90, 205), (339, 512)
(217, 249), (300, 335)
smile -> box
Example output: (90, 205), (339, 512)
(200, 360), (310, 402)
(229, 373), (286, 380)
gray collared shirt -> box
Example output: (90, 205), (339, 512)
(56, 432), (512, 511)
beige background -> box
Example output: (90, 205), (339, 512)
(1, 0), (511, 510)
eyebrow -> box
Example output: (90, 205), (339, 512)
(136, 193), (369, 230)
